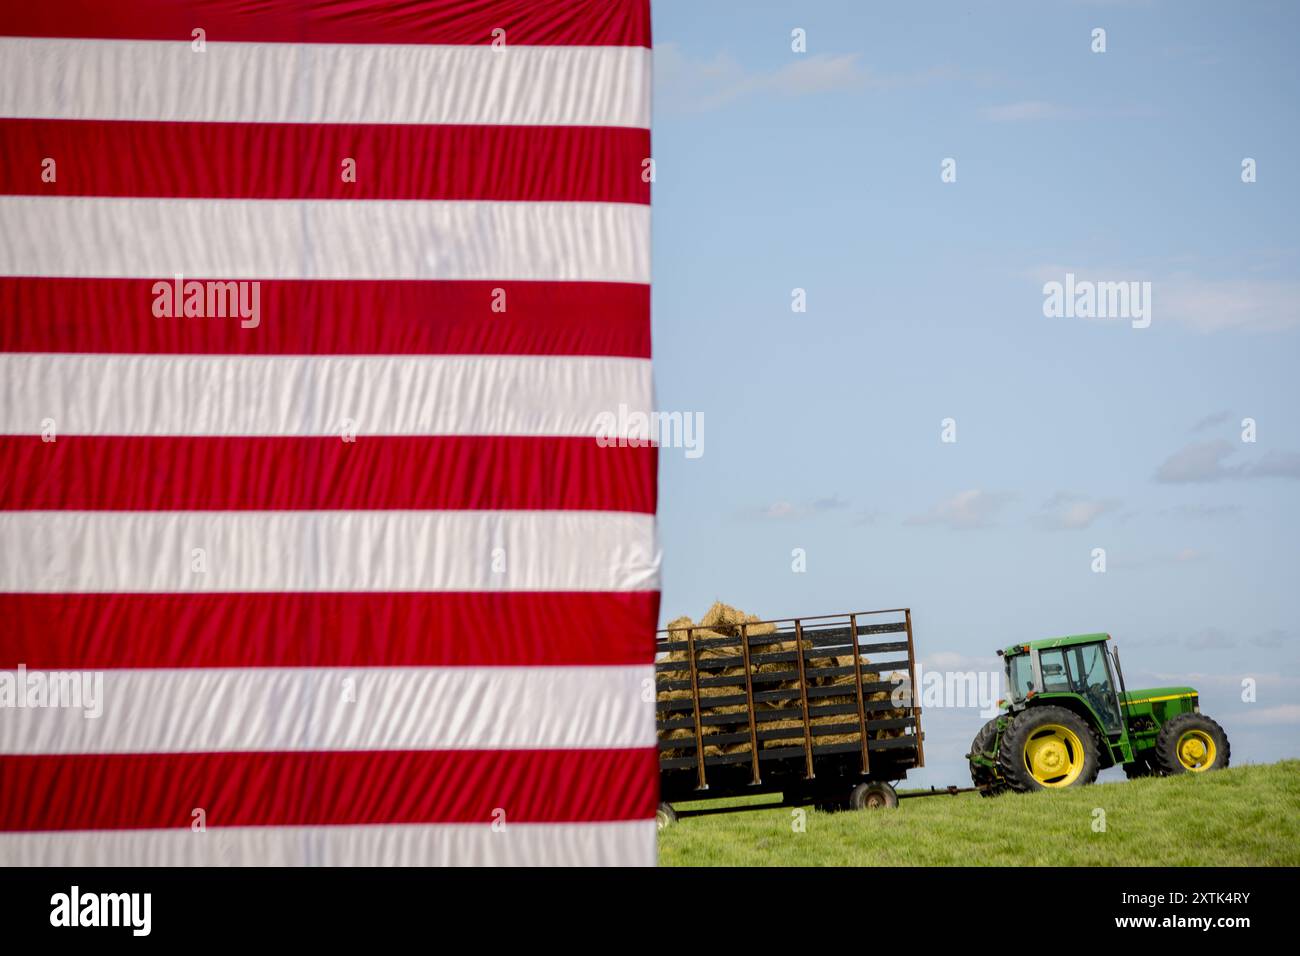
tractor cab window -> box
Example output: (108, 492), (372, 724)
(1075, 642), (1122, 732)
(1037, 649), (1074, 693)
(1007, 653), (1033, 700)
(1037, 643), (1122, 732)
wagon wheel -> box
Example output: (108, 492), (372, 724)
(849, 781), (899, 809)
(655, 802), (677, 831)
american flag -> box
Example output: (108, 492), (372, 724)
(0, 0), (659, 866)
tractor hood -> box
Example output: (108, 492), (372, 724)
(1121, 686), (1197, 705)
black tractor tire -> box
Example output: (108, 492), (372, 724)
(968, 718), (1008, 797)
(1154, 713), (1230, 775)
(996, 705), (1101, 793)
(849, 781), (899, 809)
(655, 802), (677, 831)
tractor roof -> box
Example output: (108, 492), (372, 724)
(1001, 633), (1110, 656)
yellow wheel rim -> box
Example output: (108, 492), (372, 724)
(1023, 723), (1086, 787)
(1176, 729), (1216, 771)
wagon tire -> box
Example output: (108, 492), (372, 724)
(656, 802), (677, 830)
(849, 781), (899, 809)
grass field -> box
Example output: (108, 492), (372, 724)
(658, 760), (1300, 866)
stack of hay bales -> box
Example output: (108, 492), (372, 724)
(656, 602), (775, 760)
(656, 606), (915, 761)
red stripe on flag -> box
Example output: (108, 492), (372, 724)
(0, 120), (650, 202)
(0, 436), (656, 512)
(0, 591), (660, 669)
(0, 278), (650, 357)
(0, 0), (651, 47)
(0, 749), (660, 831)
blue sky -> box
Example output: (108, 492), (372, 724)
(649, 0), (1300, 786)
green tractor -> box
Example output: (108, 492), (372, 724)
(968, 633), (1230, 793)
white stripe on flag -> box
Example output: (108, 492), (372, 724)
(0, 198), (650, 281)
(0, 820), (657, 867)
(0, 665), (655, 754)
(0, 510), (660, 593)
(0, 39), (651, 128)
(0, 354), (651, 437)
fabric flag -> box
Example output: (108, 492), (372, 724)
(0, 0), (659, 866)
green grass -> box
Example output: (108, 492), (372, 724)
(658, 760), (1300, 866)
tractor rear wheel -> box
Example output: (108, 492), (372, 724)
(997, 705), (1101, 792)
(968, 718), (1007, 796)
(1155, 713), (1230, 775)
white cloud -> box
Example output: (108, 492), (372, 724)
(1185, 627), (1234, 650)
(1160, 275), (1300, 332)
(1028, 265), (1300, 333)
(747, 495), (850, 520)
(810, 495), (850, 512)
(1252, 629), (1288, 648)
(1155, 440), (1300, 483)
(1234, 705), (1300, 726)
(979, 100), (1067, 122)
(1162, 503), (1243, 520)
(923, 650), (1000, 671)
(1032, 492), (1121, 530)
(655, 43), (954, 113)
(1141, 671), (1300, 694)
(1253, 451), (1300, 479)
(905, 489), (1014, 530)
(1156, 440), (1238, 482)
(1191, 410), (1235, 432)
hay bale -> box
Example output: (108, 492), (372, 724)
(697, 601), (748, 634)
(759, 716), (807, 749)
(750, 622), (810, 695)
(656, 616), (700, 758)
(871, 669), (910, 739)
(659, 615), (695, 664)
(804, 648), (878, 747)
(657, 603), (772, 760)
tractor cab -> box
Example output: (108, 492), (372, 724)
(1000, 634), (1125, 738)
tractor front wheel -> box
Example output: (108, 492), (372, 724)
(997, 705), (1101, 792)
(1155, 713), (1230, 775)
